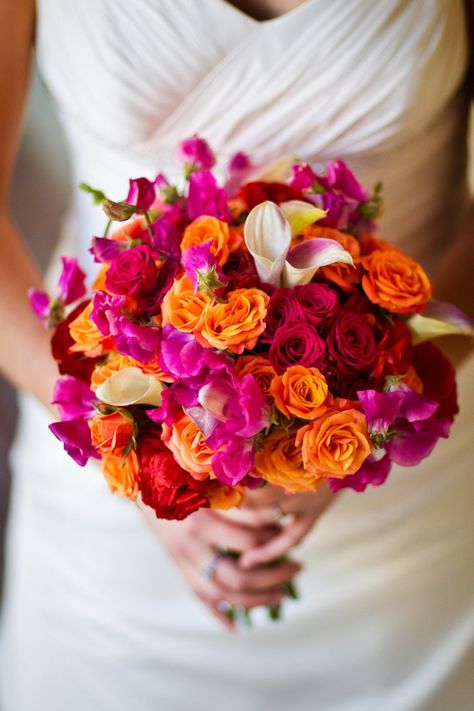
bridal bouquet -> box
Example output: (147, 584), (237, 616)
(30, 136), (472, 520)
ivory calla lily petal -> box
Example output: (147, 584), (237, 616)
(96, 367), (164, 407)
(406, 300), (474, 344)
(279, 200), (327, 237)
(282, 238), (354, 288)
(244, 201), (291, 286)
(249, 156), (294, 182)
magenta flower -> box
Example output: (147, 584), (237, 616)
(90, 291), (125, 335)
(186, 171), (232, 222)
(182, 240), (227, 294)
(105, 244), (158, 297)
(316, 160), (370, 204)
(51, 376), (96, 421)
(28, 289), (51, 322)
(49, 419), (99, 467)
(328, 451), (391, 493)
(211, 439), (256, 487)
(126, 177), (157, 210)
(49, 375), (98, 467)
(89, 236), (128, 263)
(179, 135), (216, 171)
(152, 213), (183, 260)
(289, 163), (317, 191)
(109, 315), (161, 363)
(57, 257), (87, 305)
(228, 151), (251, 173)
(29, 257), (86, 326)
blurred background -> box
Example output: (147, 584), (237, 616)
(1, 68), (473, 595)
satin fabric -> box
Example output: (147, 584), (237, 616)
(1, 2), (473, 709)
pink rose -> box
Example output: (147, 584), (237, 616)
(105, 245), (158, 297)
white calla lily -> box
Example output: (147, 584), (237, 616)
(96, 366), (164, 407)
(282, 238), (354, 287)
(244, 201), (354, 288)
(406, 300), (474, 344)
(244, 201), (291, 287)
(279, 200), (327, 237)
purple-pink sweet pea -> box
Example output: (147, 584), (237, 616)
(126, 177), (157, 210)
(182, 240), (227, 294)
(51, 376), (96, 421)
(89, 236), (128, 264)
(228, 151), (251, 173)
(49, 418), (100, 467)
(90, 291), (125, 335)
(316, 160), (370, 204)
(211, 439), (256, 487)
(328, 451), (392, 493)
(186, 170), (232, 223)
(158, 326), (232, 383)
(109, 314), (161, 363)
(28, 289), (50, 323)
(152, 213), (183, 260)
(179, 135), (216, 170)
(289, 163), (317, 191)
(57, 257), (87, 305)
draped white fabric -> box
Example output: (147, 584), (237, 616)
(1, 2), (474, 709)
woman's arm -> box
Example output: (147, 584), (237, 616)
(0, 0), (58, 408)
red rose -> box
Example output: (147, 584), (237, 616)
(51, 301), (101, 382)
(222, 248), (259, 293)
(412, 342), (458, 423)
(137, 431), (209, 520)
(269, 322), (326, 374)
(326, 310), (377, 375)
(372, 317), (412, 379)
(105, 244), (158, 297)
(294, 283), (340, 328)
(235, 181), (303, 209)
(263, 288), (304, 341)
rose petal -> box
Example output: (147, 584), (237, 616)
(244, 201), (291, 287)
(96, 366), (164, 407)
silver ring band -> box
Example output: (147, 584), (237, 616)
(201, 550), (223, 580)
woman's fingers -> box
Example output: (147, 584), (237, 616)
(239, 513), (314, 569)
(214, 556), (302, 593)
(190, 510), (279, 552)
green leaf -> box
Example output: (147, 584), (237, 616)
(79, 182), (107, 205)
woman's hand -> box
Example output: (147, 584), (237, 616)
(215, 483), (337, 570)
(139, 502), (303, 630)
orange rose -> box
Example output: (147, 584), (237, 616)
(254, 428), (323, 493)
(234, 355), (276, 400)
(101, 449), (139, 499)
(206, 480), (245, 510)
(271, 366), (329, 420)
(161, 276), (211, 333)
(199, 288), (269, 354)
(89, 411), (135, 454)
(129, 356), (174, 383)
(361, 249), (432, 313)
(162, 414), (215, 480)
(92, 264), (109, 292)
(181, 216), (233, 265)
(69, 301), (112, 357)
(296, 408), (372, 478)
(91, 353), (135, 390)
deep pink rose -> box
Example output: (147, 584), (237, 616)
(294, 283), (339, 328)
(326, 311), (377, 375)
(269, 322), (326, 374)
(263, 288), (304, 341)
(105, 245), (158, 297)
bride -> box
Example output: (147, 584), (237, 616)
(1, 1), (473, 709)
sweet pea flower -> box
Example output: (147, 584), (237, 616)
(89, 236), (128, 264)
(315, 160), (370, 204)
(179, 135), (216, 171)
(244, 201), (353, 287)
(186, 170), (232, 222)
(29, 257), (86, 326)
(289, 163), (318, 190)
(181, 240), (227, 295)
(49, 376), (99, 466)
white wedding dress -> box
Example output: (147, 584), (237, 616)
(1, 1), (474, 709)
